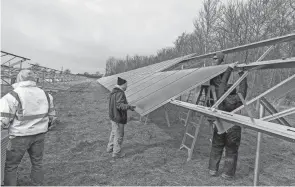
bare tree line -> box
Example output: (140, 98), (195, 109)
(105, 0), (295, 103)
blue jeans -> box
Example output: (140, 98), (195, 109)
(4, 133), (45, 186)
(208, 125), (241, 176)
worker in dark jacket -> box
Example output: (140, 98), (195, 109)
(208, 52), (232, 106)
(107, 77), (136, 159)
(208, 67), (248, 179)
(209, 52), (225, 91)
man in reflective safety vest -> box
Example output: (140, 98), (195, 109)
(0, 70), (56, 186)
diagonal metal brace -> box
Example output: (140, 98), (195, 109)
(262, 107), (295, 122)
(238, 93), (256, 124)
(259, 97), (292, 127)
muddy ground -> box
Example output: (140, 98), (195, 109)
(17, 81), (295, 186)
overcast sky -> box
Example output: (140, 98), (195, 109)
(2, 0), (204, 74)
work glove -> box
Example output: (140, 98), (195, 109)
(238, 69), (245, 76)
(228, 61), (239, 69)
(1, 121), (9, 130)
(129, 105), (136, 111)
(48, 117), (57, 130)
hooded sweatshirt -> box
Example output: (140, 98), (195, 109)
(109, 85), (131, 124)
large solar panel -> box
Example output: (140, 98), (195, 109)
(129, 65), (229, 116)
(98, 32), (295, 117)
(99, 33), (295, 91)
(99, 58), (175, 87)
(98, 57), (295, 116)
(128, 69), (198, 103)
(126, 69), (195, 97)
(98, 54), (194, 90)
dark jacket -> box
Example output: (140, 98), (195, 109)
(216, 68), (248, 112)
(210, 67), (233, 94)
(208, 68), (233, 107)
(109, 87), (130, 124)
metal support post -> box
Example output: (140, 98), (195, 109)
(254, 104), (265, 186)
(144, 114), (149, 125)
(163, 106), (171, 127)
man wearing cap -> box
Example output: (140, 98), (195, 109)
(212, 52), (225, 66)
(210, 52), (226, 93)
(208, 65), (248, 179)
(107, 77), (136, 159)
(0, 70), (56, 186)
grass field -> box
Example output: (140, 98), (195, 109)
(16, 81), (295, 186)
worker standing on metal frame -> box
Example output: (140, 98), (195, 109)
(0, 70), (56, 186)
(208, 61), (248, 179)
(107, 77), (136, 160)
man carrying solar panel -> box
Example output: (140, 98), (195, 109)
(208, 53), (248, 179)
(107, 77), (136, 160)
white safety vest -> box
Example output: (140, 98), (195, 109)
(0, 81), (55, 136)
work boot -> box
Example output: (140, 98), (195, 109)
(221, 173), (233, 180)
(110, 153), (126, 163)
(209, 170), (218, 177)
(112, 152), (125, 159)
